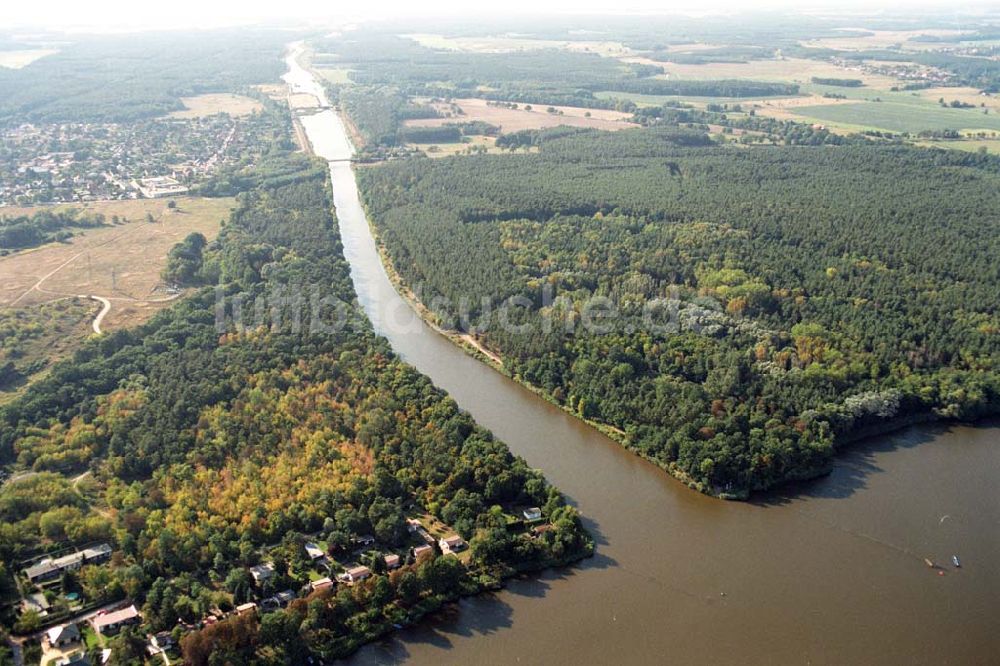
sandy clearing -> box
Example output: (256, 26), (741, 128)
(409, 136), (509, 157)
(0, 197), (232, 330)
(0, 48), (58, 69)
(288, 93), (321, 110)
(167, 93), (263, 119)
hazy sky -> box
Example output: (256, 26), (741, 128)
(2, 0), (994, 32)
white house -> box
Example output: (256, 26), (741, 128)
(309, 577), (334, 592)
(522, 507), (543, 521)
(439, 535), (467, 555)
(337, 565), (371, 584)
(304, 543), (325, 560)
(236, 602), (257, 616)
(93, 605), (140, 635)
(250, 562), (275, 585)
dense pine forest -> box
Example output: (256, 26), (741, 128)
(0, 114), (590, 660)
(357, 127), (1000, 497)
(0, 31), (289, 124)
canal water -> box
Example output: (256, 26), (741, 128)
(289, 51), (1000, 665)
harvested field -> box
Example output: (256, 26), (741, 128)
(801, 29), (971, 51)
(746, 94), (858, 122)
(918, 87), (1000, 113)
(630, 56), (902, 90)
(0, 197), (232, 330)
(168, 93), (263, 119)
(404, 34), (629, 57)
(403, 98), (637, 133)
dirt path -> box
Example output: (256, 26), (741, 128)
(2, 470), (37, 488)
(459, 333), (503, 365)
(8, 224), (142, 306)
(8, 221), (188, 334)
(72, 470), (91, 489)
(9, 248), (88, 306)
(88, 295), (112, 334)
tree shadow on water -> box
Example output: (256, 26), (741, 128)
(346, 594), (515, 664)
(564, 494), (616, 566)
(343, 478), (625, 663)
(344, 511), (620, 663)
(752, 421), (951, 507)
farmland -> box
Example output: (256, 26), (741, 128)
(404, 98), (637, 133)
(0, 197), (232, 329)
(404, 33), (630, 57)
(633, 55), (903, 89)
(409, 135), (503, 157)
(801, 28), (973, 52)
(315, 67), (355, 84)
(917, 86), (1000, 113)
(790, 100), (1000, 133)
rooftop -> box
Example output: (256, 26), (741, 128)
(93, 604), (139, 630)
(46, 623), (80, 644)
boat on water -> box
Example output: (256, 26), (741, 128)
(952, 555), (961, 568)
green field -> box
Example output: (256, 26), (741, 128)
(792, 101), (1000, 133)
(316, 67), (354, 84)
(594, 90), (782, 107)
(916, 138), (1000, 154)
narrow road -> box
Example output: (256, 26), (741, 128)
(88, 295), (111, 334)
